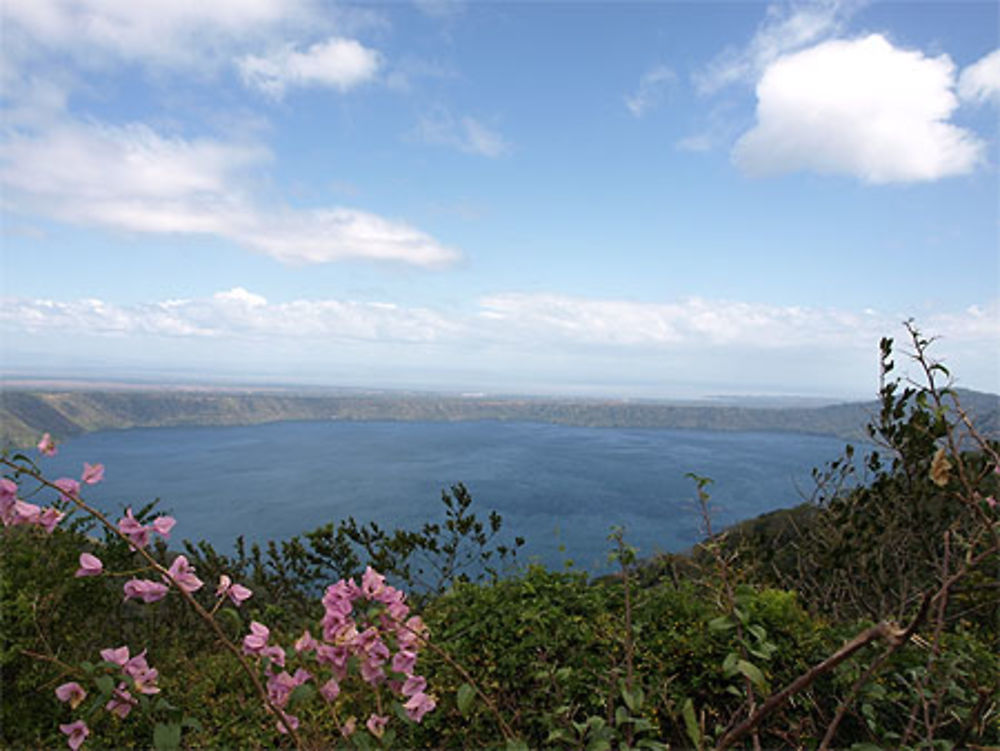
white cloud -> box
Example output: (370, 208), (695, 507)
(238, 37), (381, 98)
(958, 49), (1000, 106)
(1, 0), (308, 69)
(695, 0), (855, 94)
(1, 289), (461, 343)
(412, 111), (510, 158)
(4, 291), (996, 393)
(624, 65), (675, 117)
(0, 120), (459, 267)
(732, 34), (984, 183)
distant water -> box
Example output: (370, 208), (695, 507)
(40, 421), (850, 574)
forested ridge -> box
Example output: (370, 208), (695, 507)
(2, 384), (997, 449)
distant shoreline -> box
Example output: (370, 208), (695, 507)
(2, 384), (997, 450)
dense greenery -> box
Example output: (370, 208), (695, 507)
(2, 332), (998, 749)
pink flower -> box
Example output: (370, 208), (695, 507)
(985, 496), (997, 510)
(75, 553), (103, 578)
(340, 717), (357, 737)
(59, 720), (88, 751)
(216, 574), (252, 606)
(105, 685), (136, 719)
(165, 555), (203, 593)
(37, 507), (64, 533)
(53, 478), (80, 502)
(123, 651), (160, 695)
(0, 478), (17, 521)
(392, 649), (417, 675)
(55, 682), (87, 709)
(243, 621), (270, 655)
(81, 463), (105, 485)
(151, 515), (176, 538)
(361, 566), (387, 599)
(403, 691), (436, 722)
(401, 674), (427, 697)
(320, 677), (340, 702)
(294, 629), (318, 653)
(100, 646), (130, 666)
(366, 713), (389, 739)
(276, 712), (299, 735)
(123, 578), (168, 603)
(117, 508), (150, 549)
(38, 433), (57, 457)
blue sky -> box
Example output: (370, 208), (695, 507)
(1, 0), (997, 398)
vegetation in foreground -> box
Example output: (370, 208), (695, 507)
(2, 327), (998, 750)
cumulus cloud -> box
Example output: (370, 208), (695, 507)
(412, 111), (510, 157)
(238, 37), (381, 98)
(732, 34), (984, 183)
(958, 48), (1000, 106)
(624, 65), (675, 117)
(694, 0), (854, 94)
(0, 119), (459, 267)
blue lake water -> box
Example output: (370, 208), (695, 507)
(40, 421), (850, 574)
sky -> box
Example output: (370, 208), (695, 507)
(1, 0), (998, 399)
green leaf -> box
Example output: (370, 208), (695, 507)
(682, 698), (701, 749)
(94, 675), (115, 697)
(505, 740), (530, 751)
(708, 615), (733, 632)
(288, 682), (315, 708)
(615, 705), (630, 727)
(621, 685), (643, 712)
(586, 739), (611, 751)
(545, 728), (573, 744)
(153, 722), (182, 751)
(456, 683), (476, 716)
(736, 659), (769, 692)
(181, 717), (203, 731)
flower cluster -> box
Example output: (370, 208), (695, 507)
(242, 566), (436, 737)
(1, 451), (106, 532)
(54, 646), (161, 749)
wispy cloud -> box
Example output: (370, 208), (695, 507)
(958, 48), (1000, 106)
(0, 120), (459, 267)
(694, 0), (857, 94)
(412, 110), (510, 157)
(624, 65), (675, 117)
(238, 37), (382, 98)
(733, 35), (984, 183)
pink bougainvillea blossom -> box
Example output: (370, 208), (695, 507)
(216, 574), (252, 606)
(106, 685), (137, 719)
(59, 720), (88, 751)
(0, 478), (17, 519)
(391, 649), (417, 675)
(100, 646), (130, 666)
(55, 682), (87, 709)
(319, 677), (341, 702)
(165, 555), (203, 593)
(123, 651), (161, 695)
(117, 508), (151, 549)
(75, 553), (103, 578)
(294, 629), (318, 653)
(366, 713), (389, 739)
(403, 691), (437, 722)
(123, 578), (168, 603)
(243, 621), (271, 655)
(81, 463), (105, 485)
(38, 433), (57, 457)
(53, 477), (80, 502)
(37, 506), (65, 533)
(150, 515), (176, 538)
(276, 712), (300, 735)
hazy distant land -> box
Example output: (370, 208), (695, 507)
(2, 379), (997, 449)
